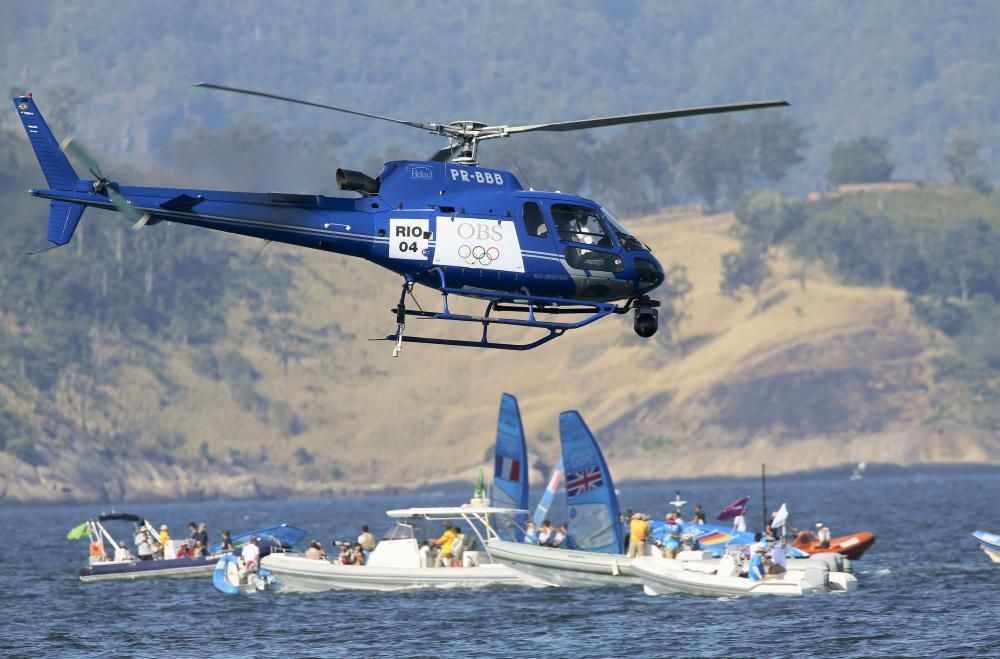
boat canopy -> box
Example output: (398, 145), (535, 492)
(95, 513), (145, 524)
(386, 506), (529, 518)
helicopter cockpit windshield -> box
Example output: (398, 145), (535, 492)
(551, 204), (611, 248)
(600, 207), (650, 252)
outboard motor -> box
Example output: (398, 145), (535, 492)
(336, 168), (380, 195)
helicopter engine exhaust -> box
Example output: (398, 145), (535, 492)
(336, 168), (380, 195)
(633, 298), (659, 338)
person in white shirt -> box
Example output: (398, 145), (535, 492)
(815, 523), (831, 548)
(733, 513), (747, 532)
(537, 520), (554, 546)
(768, 542), (787, 574)
(551, 525), (567, 548)
(241, 537), (261, 568)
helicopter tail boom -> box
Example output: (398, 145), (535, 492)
(13, 94), (88, 245)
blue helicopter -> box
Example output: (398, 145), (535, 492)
(13, 86), (787, 354)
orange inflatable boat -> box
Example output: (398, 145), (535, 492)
(790, 530), (875, 560)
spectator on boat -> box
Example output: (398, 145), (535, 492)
(663, 513), (683, 558)
(433, 523), (457, 567)
(419, 540), (433, 567)
(358, 525), (375, 560)
(89, 538), (107, 564)
(159, 524), (171, 549)
(175, 542), (194, 559)
(523, 521), (539, 545)
(241, 537), (261, 570)
(622, 510), (633, 548)
(747, 544), (767, 582)
(305, 540), (326, 560)
(816, 523), (831, 548)
(135, 531), (154, 561)
(691, 504), (706, 525)
(627, 513), (649, 558)
(187, 521), (198, 540)
(537, 519), (554, 546)
(768, 541), (787, 575)
(192, 540), (206, 557)
(351, 543), (367, 566)
(733, 512), (747, 532)
(115, 540), (133, 562)
(337, 544), (352, 565)
(450, 527), (466, 567)
(195, 523), (209, 552)
(550, 524), (567, 548)
(220, 530), (234, 552)
(749, 532), (766, 555)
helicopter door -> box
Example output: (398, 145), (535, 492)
(517, 201), (558, 252)
(548, 202), (626, 298)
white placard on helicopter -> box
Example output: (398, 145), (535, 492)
(433, 217), (525, 272)
(389, 218), (431, 261)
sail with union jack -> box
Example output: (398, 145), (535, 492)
(566, 466), (604, 496)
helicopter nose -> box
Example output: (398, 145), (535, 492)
(634, 254), (665, 293)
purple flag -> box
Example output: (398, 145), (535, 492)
(717, 496), (750, 521)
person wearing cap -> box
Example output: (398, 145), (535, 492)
(158, 524), (171, 547)
(662, 513), (683, 559)
(747, 542), (767, 581)
(815, 522), (831, 548)
(627, 512), (649, 558)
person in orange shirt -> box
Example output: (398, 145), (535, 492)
(89, 538), (107, 564)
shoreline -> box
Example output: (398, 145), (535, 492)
(3, 460), (997, 508)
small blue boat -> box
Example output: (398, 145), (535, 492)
(213, 554), (278, 594)
(972, 530), (1000, 563)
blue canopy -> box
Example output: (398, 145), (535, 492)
(210, 524), (306, 554)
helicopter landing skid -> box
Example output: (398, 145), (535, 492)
(375, 280), (619, 353)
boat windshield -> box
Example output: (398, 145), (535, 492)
(382, 522), (417, 541)
(600, 206), (649, 251)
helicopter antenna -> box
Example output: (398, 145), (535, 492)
(194, 83), (788, 166)
(248, 240), (272, 267)
(512, 160), (534, 190)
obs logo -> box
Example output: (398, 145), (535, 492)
(458, 245), (500, 266)
(17, 102), (28, 111)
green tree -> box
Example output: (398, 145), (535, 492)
(826, 136), (894, 185)
(944, 127), (990, 193)
(720, 242), (771, 305)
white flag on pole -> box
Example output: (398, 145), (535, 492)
(771, 503), (789, 529)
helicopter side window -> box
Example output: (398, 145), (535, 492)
(551, 204), (610, 247)
(522, 202), (548, 237)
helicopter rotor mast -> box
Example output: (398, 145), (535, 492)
(193, 83), (788, 166)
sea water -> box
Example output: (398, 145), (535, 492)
(3, 469), (999, 657)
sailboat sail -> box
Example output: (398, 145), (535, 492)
(492, 393), (529, 541)
(560, 411), (624, 554)
(532, 459), (564, 528)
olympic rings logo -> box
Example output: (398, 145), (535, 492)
(458, 244), (501, 266)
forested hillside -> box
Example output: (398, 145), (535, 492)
(1, 2), (998, 502)
(2, 1), (997, 193)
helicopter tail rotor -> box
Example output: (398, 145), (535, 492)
(59, 137), (150, 229)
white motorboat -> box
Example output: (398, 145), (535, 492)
(632, 551), (857, 598)
(261, 503), (530, 592)
(486, 538), (640, 587)
(972, 530), (1000, 563)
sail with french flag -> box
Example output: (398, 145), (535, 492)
(560, 410), (623, 554)
(491, 393), (529, 541)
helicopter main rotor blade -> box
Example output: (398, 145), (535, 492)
(193, 82), (439, 132)
(504, 100), (789, 134)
